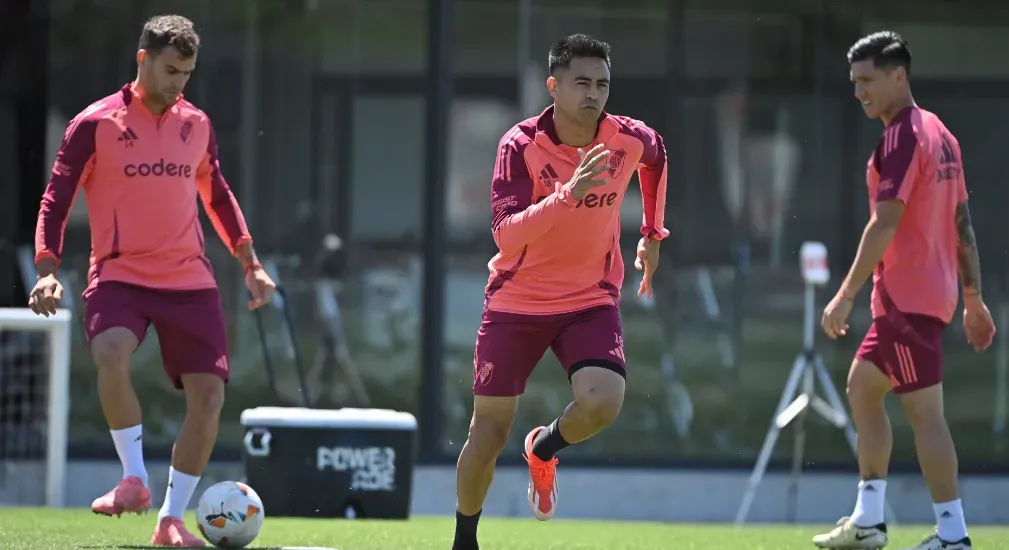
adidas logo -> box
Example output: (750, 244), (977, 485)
(609, 346), (625, 362)
(539, 163), (559, 187)
(939, 134), (957, 165)
(117, 127), (139, 148)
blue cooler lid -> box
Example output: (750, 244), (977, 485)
(240, 407), (417, 430)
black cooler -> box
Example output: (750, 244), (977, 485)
(240, 406), (417, 519)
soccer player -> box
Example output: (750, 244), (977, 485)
(814, 31), (993, 550)
(29, 15), (275, 547)
(451, 34), (668, 550)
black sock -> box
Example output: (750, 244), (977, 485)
(452, 509), (480, 550)
(532, 417), (569, 461)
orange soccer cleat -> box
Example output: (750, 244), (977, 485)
(522, 426), (559, 521)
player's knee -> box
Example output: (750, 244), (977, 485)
(90, 330), (137, 374)
(571, 366), (625, 427)
(899, 385), (945, 430)
(846, 359), (889, 409)
(466, 398), (517, 461)
(467, 418), (512, 461)
(580, 392), (623, 428)
(182, 374), (225, 417)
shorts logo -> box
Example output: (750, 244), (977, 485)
(893, 343), (918, 385)
(89, 313), (101, 334)
(477, 362), (494, 386)
(608, 333), (625, 362)
(607, 149), (627, 178)
(886, 366), (901, 388)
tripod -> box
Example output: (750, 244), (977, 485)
(734, 281), (897, 525)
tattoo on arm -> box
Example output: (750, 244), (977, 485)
(955, 201), (982, 295)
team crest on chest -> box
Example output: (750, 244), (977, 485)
(179, 120), (193, 144)
(607, 149), (627, 178)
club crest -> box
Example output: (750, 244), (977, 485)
(607, 149), (627, 178)
(179, 121), (193, 144)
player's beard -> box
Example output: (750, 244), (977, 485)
(576, 105), (601, 125)
(159, 90), (181, 107)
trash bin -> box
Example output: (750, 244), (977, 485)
(240, 407), (417, 519)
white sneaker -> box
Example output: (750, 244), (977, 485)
(812, 516), (889, 549)
(901, 533), (972, 550)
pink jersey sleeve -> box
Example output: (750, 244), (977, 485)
(34, 114), (98, 266)
(636, 125), (670, 240)
(196, 121), (252, 253)
(956, 149), (968, 204)
(491, 131), (575, 252)
(875, 121), (920, 203)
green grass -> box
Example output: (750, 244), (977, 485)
(1, 509), (1008, 549)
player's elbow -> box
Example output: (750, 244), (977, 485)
(868, 218), (900, 240)
(871, 200), (904, 231)
(491, 228), (523, 254)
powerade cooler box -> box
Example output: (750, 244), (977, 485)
(240, 407), (417, 519)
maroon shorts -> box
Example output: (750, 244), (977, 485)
(855, 313), (946, 394)
(83, 281), (230, 389)
(472, 305), (626, 397)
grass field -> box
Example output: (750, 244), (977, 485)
(1, 509), (1008, 550)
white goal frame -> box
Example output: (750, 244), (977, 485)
(0, 307), (72, 508)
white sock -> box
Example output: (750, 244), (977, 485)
(850, 479), (887, 527)
(158, 467), (201, 521)
(110, 425), (148, 486)
(934, 499), (968, 542)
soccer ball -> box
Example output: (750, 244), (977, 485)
(195, 481), (265, 548)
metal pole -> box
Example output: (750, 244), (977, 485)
(239, 0), (260, 233)
(660, 0), (685, 350)
(237, 0), (260, 353)
(516, 0), (532, 117)
(418, 0), (453, 462)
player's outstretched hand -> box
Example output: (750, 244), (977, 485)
(565, 144), (611, 201)
(245, 265), (277, 310)
(963, 294), (995, 351)
(28, 274), (63, 317)
(635, 236), (660, 298)
(821, 291), (853, 340)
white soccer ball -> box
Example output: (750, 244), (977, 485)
(196, 481), (265, 548)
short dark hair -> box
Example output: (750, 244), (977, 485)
(548, 34), (611, 75)
(847, 30), (911, 74)
(139, 15), (200, 58)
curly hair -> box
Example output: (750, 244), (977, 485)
(139, 14), (200, 58)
